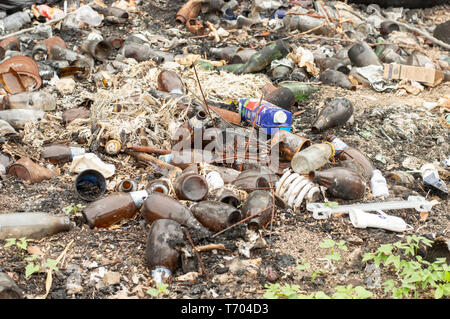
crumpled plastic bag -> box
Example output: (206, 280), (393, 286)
(287, 46), (319, 77)
(355, 65), (397, 92)
(70, 153), (115, 178)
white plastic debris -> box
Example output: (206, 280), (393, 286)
(70, 153), (115, 178)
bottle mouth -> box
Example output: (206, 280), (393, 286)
(227, 210), (242, 226)
(308, 171), (317, 181)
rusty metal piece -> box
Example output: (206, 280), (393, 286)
(0, 36), (20, 52)
(209, 105), (241, 124)
(0, 56), (42, 93)
(128, 145), (172, 155)
(270, 130), (311, 162)
(33, 36), (67, 61)
(186, 18), (206, 36)
(7, 157), (57, 183)
(176, 0), (203, 25)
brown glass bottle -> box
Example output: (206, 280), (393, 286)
(157, 70), (184, 94)
(41, 144), (85, 164)
(146, 178), (170, 194)
(190, 201), (242, 233)
(311, 98), (354, 134)
(82, 190), (148, 228)
(209, 187), (241, 208)
(309, 167), (366, 200)
(241, 190), (276, 229)
(141, 192), (208, 233)
(270, 130), (311, 162)
(145, 219), (185, 282)
(319, 70), (356, 91)
(0, 212), (71, 240)
(329, 135), (375, 178)
(262, 83), (295, 111)
(174, 172), (209, 201)
(233, 169), (279, 193)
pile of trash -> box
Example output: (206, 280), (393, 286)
(0, 0), (449, 298)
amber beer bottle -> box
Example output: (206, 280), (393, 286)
(82, 190), (149, 228)
(311, 98), (354, 134)
(41, 144), (85, 164)
(157, 69), (184, 94)
(190, 201), (242, 232)
(145, 219), (185, 283)
(241, 190), (277, 229)
(309, 167), (366, 200)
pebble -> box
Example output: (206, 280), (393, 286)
(102, 271), (121, 286)
(364, 263), (381, 288)
(55, 77), (76, 95)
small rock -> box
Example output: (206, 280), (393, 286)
(55, 77), (76, 95)
(228, 258), (247, 275)
(0, 272), (23, 299)
(66, 271), (83, 295)
(176, 272), (199, 282)
(346, 248), (363, 270)
(364, 263), (381, 288)
(102, 271), (121, 286)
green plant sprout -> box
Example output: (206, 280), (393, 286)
(4, 237), (33, 257)
(363, 235), (449, 299)
(146, 282), (170, 298)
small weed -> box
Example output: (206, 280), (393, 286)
(146, 282), (170, 298)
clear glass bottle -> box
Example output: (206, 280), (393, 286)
(291, 142), (334, 174)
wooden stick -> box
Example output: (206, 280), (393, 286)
(195, 243), (227, 252)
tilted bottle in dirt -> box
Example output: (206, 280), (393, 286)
(241, 190), (278, 230)
(145, 219), (185, 283)
(278, 82), (319, 102)
(157, 69), (184, 94)
(190, 201), (242, 232)
(328, 135), (375, 179)
(319, 69), (356, 90)
(311, 97), (354, 134)
(0, 272), (23, 299)
(234, 40), (290, 74)
(262, 83), (296, 111)
(0, 212), (71, 240)
(209, 46), (240, 63)
(146, 177), (171, 194)
(309, 167), (366, 200)
(233, 169), (279, 193)
(208, 187), (241, 208)
(118, 179), (137, 193)
(141, 192), (209, 234)
(82, 190), (149, 228)
(291, 142), (334, 174)
(315, 57), (350, 74)
(5, 91), (56, 111)
(41, 144), (86, 164)
(174, 172), (209, 201)
(347, 41), (381, 67)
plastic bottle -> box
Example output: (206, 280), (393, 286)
(5, 91), (56, 111)
(0, 109), (45, 129)
(0, 212), (71, 240)
(41, 144), (85, 164)
(157, 70), (184, 94)
(311, 97), (354, 134)
(0, 11), (31, 34)
(141, 192), (209, 233)
(82, 191), (149, 228)
(420, 164), (448, 199)
(75, 5), (103, 27)
(238, 98), (292, 135)
(370, 169), (390, 198)
(291, 142), (334, 174)
(145, 219), (184, 283)
(190, 201), (242, 232)
(234, 40), (290, 74)
(309, 167), (366, 200)
(36, 4), (65, 20)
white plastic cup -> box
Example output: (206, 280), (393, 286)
(348, 208), (413, 232)
(370, 169), (389, 199)
(206, 171), (224, 190)
(75, 5), (103, 27)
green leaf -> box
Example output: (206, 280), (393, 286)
(337, 240), (348, 251)
(146, 288), (160, 298)
(25, 263), (40, 279)
(4, 238), (16, 247)
(382, 280), (396, 293)
(319, 239), (335, 249)
(378, 244), (393, 256)
(434, 286), (444, 299)
(326, 252), (341, 261)
(45, 258), (59, 272)
(314, 291), (331, 299)
(24, 254), (39, 262)
(324, 201), (339, 208)
(354, 286), (373, 299)
(362, 253), (374, 262)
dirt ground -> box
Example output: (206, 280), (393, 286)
(0, 0), (449, 299)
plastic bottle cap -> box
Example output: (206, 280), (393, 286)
(273, 110), (287, 123)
